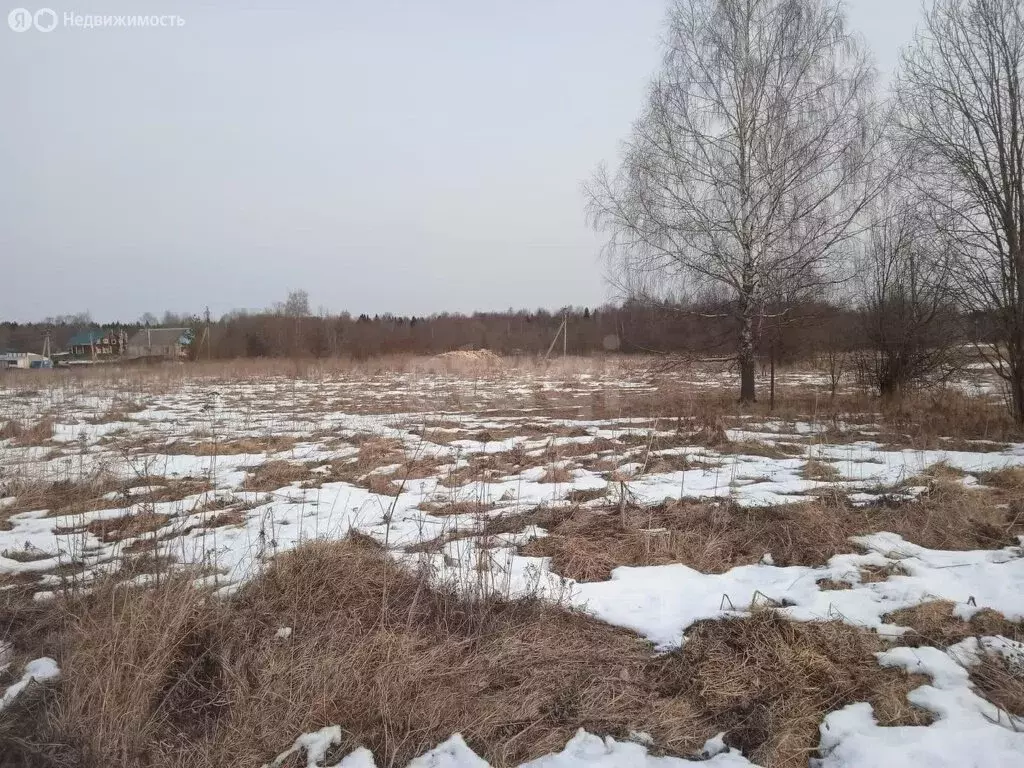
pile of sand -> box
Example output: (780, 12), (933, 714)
(433, 349), (504, 369)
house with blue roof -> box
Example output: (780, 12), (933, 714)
(66, 329), (126, 359)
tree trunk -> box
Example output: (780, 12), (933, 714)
(739, 309), (756, 404)
(1010, 349), (1024, 427)
(1014, 246), (1024, 426)
(1011, 372), (1024, 427)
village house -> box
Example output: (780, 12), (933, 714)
(66, 329), (126, 359)
(126, 328), (192, 360)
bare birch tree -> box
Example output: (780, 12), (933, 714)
(897, 0), (1024, 424)
(587, 0), (882, 402)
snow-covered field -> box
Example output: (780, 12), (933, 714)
(2, 362), (1023, 767)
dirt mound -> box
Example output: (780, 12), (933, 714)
(434, 349), (503, 369)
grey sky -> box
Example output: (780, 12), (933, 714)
(1, 1), (920, 323)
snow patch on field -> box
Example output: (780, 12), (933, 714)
(817, 638), (1024, 767)
(0, 657), (60, 712)
(570, 533), (1024, 648)
(265, 728), (758, 768)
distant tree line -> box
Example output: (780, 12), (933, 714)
(0, 292), (1000, 374)
(201, 299), (853, 362)
(0, 299), (828, 361)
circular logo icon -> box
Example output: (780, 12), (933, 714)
(34, 8), (57, 32)
(8, 8), (33, 31)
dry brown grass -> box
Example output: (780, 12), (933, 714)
(803, 459), (842, 482)
(0, 417), (55, 446)
(564, 487), (608, 503)
(241, 461), (315, 492)
(84, 511), (171, 543)
(103, 478), (214, 508)
(162, 436), (297, 456)
(613, 382), (1021, 446)
(21, 539), (658, 767)
(648, 611), (930, 767)
(436, 448), (534, 489)
(363, 473), (402, 496)
(543, 437), (619, 462)
(0, 538), (939, 768)
(886, 390), (1022, 444)
(886, 603), (1024, 720)
(858, 563), (907, 583)
(980, 466), (1024, 490)
(1, 476), (214, 527)
(308, 449), (428, 496)
(0, 545), (52, 562)
(439, 424), (590, 445)
(84, 410), (132, 425)
(0, 580), (75, 767)
(520, 490), (1024, 581)
(717, 440), (794, 460)
(884, 601), (1024, 648)
(419, 500), (495, 516)
(201, 508), (253, 530)
(396, 455), (445, 480)
(815, 578), (853, 591)
(919, 461), (968, 481)
(641, 454), (695, 473)
(971, 647), (1024, 719)
(538, 466), (574, 484)
(5, 360), (1024, 765)
(241, 453), (436, 496)
(2, 476), (125, 520)
(142, 479), (214, 505)
(3, 355), (1018, 438)
(688, 416), (730, 447)
(354, 436), (406, 469)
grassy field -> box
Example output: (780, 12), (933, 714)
(1, 356), (1023, 767)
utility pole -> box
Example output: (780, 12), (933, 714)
(204, 306), (212, 360)
(545, 316), (567, 359)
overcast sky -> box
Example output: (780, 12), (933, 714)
(1, 0), (921, 323)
